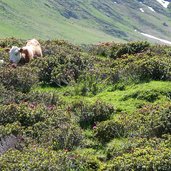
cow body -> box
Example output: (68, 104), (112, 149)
(9, 39), (42, 65)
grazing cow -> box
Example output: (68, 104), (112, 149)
(7, 39), (42, 66)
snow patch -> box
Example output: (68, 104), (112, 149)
(148, 6), (155, 12)
(156, 0), (170, 8)
(140, 32), (171, 45)
(139, 8), (144, 12)
(0, 60), (4, 66)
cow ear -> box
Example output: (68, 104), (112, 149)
(4, 48), (10, 52)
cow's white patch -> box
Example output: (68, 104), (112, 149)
(9, 46), (21, 64)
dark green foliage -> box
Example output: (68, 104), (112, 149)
(0, 67), (38, 93)
(26, 91), (61, 106)
(104, 146), (171, 171)
(124, 104), (171, 137)
(0, 122), (21, 136)
(89, 41), (150, 59)
(0, 104), (46, 126)
(0, 85), (26, 105)
(0, 104), (19, 125)
(31, 40), (89, 86)
(135, 56), (171, 81)
(94, 120), (125, 143)
(27, 109), (83, 150)
(114, 41), (150, 58)
(70, 100), (115, 129)
(0, 38), (24, 48)
(0, 148), (102, 171)
(0, 85), (60, 106)
(33, 53), (89, 86)
(75, 72), (102, 96)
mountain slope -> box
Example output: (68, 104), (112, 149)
(1, 0), (171, 44)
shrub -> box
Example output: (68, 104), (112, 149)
(0, 147), (102, 171)
(89, 41), (150, 59)
(0, 67), (39, 93)
(136, 57), (171, 81)
(0, 85), (26, 105)
(0, 86), (61, 106)
(75, 71), (106, 96)
(31, 49), (89, 86)
(27, 109), (83, 150)
(0, 104), (46, 127)
(0, 122), (21, 137)
(104, 146), (171, 171)
(70, 100), (115, 129)
(0, 38), (24, 48)
(27, 91), (61, 106)
(94, 120), (125, 143)
(125, 104), (171, 138)
(0, 104), (19, 125)
(114, 41), (150, 58)
(106, 137), (168, 160)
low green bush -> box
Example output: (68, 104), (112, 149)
(70, 100), (115, 129)
(0, 38), (24, 48)
(0, 67), (39, 93)
(74, 70), (108, 96)
(0, 86), (26, 105)
(94, 120), (125, 143)
(114, 41), (150, 58)
(0, 147), (102, 171)
(31, 50), (89, 86)
(136, 57), (171, 81)
(0, 104), (46, 127)
(27, 91), (61, 106)
(89, 41), (150, 59)
(0, 122), (21, 136)
(106, 137), (169, 160)
(124, 104), (171, 137)
(104, 146), (171, 171)
(27, 109), (83, 150)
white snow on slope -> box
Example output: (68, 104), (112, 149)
(139, 8), (144, 12)
(148, 6), (155, 12)
(156, 0), (170, 8)
(140, 32), (171, 45)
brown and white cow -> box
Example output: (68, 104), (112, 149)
(8, 39), (42, 66)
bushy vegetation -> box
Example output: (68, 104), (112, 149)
(0, 38), (171, 170)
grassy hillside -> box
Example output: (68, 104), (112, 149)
(1, 0), (171, 43)
(0, 38), (171, 170)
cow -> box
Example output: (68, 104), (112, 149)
(6, 39), (42, 67)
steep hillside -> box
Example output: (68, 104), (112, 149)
(1, 0), (171, 43)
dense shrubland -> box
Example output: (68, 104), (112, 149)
(0, 38), (171, 170)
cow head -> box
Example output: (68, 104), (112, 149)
(8, 46), (22, 64)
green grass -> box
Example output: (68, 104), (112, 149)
(35, 81), (171, 114)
